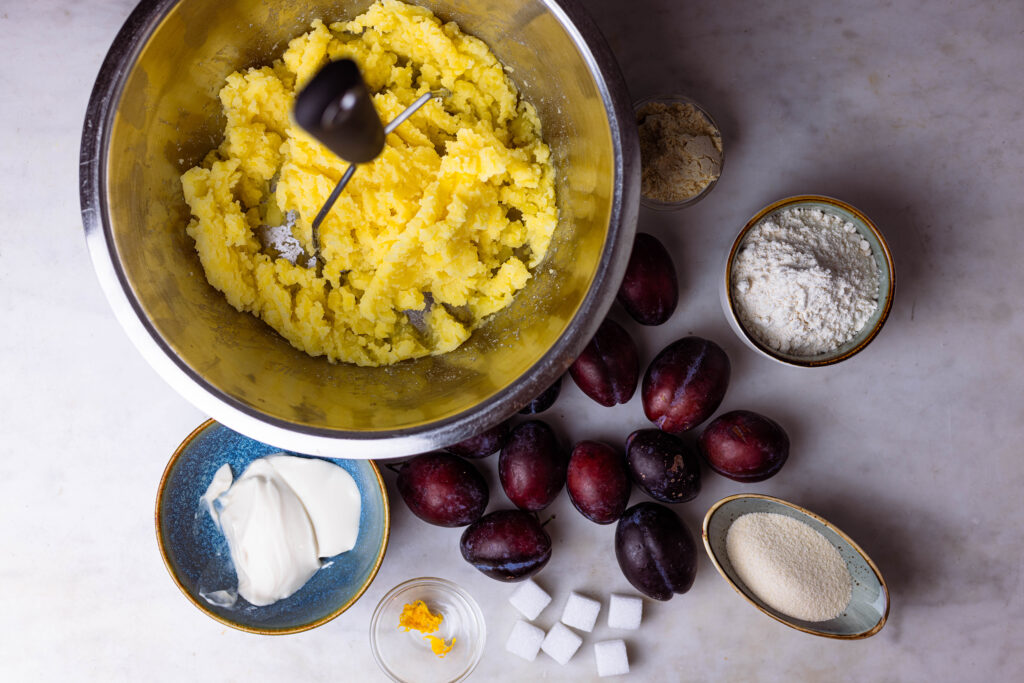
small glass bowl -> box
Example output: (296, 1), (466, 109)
(634, 94), (725, 210)
(370, 577), (486, 683)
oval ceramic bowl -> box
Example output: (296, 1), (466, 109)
(635, 94), (724, 210)
(155, 419), (390, 634)
(721, 195), (895, 366)
(703, 494), (889, 639)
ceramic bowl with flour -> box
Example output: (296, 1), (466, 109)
(721, 195), (895, 367)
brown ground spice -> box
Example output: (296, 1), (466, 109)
(637, 101), (723, 202)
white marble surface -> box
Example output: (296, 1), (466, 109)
(2, 0), (1023, 680)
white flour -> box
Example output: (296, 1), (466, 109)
(731, 207), (880, 356)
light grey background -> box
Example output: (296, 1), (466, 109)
(2, 0), (1022, 680)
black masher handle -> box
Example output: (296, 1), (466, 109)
(293, 59), (386, 164)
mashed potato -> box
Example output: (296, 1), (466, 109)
(181, 0), (557, 366)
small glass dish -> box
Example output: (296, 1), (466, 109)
(634, 94), (725, 210)
(370, 577), (486, 683)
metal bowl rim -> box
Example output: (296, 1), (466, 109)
(80, 0), (640, 457)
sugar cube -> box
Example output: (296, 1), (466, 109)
(509, 579), (551, 621)
(561, 591), (601, 632)
(541, 623), (583, 665)
(594, 639), (630, 677)
(607, 594), (643, 630)
(506, 619), (545, 661)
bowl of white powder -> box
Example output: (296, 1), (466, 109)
(722, 195), (895, 366)
(702, 494), (889, 639)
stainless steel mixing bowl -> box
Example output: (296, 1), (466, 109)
(80, 0), (640, 457)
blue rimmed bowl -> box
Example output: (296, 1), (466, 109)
(155, 419), (390, 634)
(703, 494), (889, 639)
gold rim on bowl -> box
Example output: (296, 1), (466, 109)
(154, 418), (391, 635)
(702, 493), (890, 640)
(724, 195), (896, 367)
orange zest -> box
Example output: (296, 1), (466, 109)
(398, 600), (456, 659)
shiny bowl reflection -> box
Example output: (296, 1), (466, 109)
(80, 0), (640, 457)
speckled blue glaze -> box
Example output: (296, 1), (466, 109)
(156, 420), (389, 634)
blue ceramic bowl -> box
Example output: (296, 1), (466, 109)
(156, 419), (390, 634)
(703, 494), (889, 639)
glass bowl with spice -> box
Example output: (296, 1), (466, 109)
(370, 577), (486, 683)
(635, 94), (725, 209)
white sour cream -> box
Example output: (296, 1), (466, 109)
(203, 455), (361, 607)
